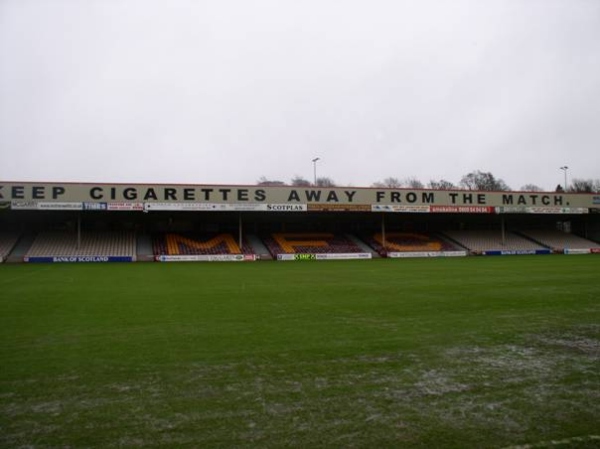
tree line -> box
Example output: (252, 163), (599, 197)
(258, 171), (600, 193)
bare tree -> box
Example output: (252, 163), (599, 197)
(460, 170), (510, 191)
(372, 177), (402, 188)
(257, 176), (286, 186)
(568, 178), (598, 193)
(316, 177), (336, 187)
(428, 179), (455, 190)
(520, 184), (543, 192)
(371, 177), (425, 188)
(403, 177), (424, 189)
(290, 176), (311, 187)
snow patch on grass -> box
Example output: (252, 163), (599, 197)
(501, 434), (600, 449)
(414, 369), (470, 396)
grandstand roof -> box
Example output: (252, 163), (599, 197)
(1, 181), (598, 214)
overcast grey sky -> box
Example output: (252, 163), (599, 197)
(1, 0), (599, 190)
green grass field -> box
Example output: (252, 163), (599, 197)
(1, 256), (599, 448)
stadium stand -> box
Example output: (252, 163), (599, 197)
(152, 233), (254, 255)
(245, 234), (273, 260)
(442, 230), (547, 253)
(346, 234), (380, 256)
(363, 232), (459, 255)
(25, 231), (136, 257)
(136, 234), (155, 261)
(519, 230), (600, 251)
(263, 233), (364, 256)
(0, 232), (20, 262)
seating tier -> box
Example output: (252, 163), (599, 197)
(520, 230), (599, 250)
(0, 232), (20, 261)
(443, 230), (546, 252)
(26, 231), (135, 257)
(362, 232), (458, 255)
(263, 233), (364, 256)
(152, 233), (254, 255)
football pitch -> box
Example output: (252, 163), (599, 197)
(1, 256), (599, 448)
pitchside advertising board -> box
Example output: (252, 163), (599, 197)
(156, 254), (256, 262)
(387, 251), (467, 258)
(564, 248), (600, 255)
(277, 253), (372, 261)
(1, 182), (597, 213)
(24, 256), (135, 263)
(482, 249), (552, 256)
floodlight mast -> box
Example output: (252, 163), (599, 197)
(312, 157), (320, 186)
(560, 166), (569, 191)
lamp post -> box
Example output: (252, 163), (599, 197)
(560, 166), (569, 191)
(312, 157), (320, 186)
